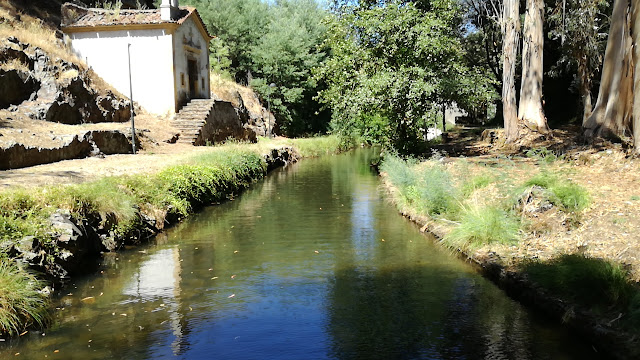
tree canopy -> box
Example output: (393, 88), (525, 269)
(315, 0), (496, 151)
(183, 0), (330, 136)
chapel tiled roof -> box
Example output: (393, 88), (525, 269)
(61, 3), (212, 38)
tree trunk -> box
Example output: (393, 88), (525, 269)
(577, 57), (593, 124)
(632, 0), (640, 151)
(502, 0), (520, 143)
(583, 0), (634, 141)
(518, 0), (549, 133)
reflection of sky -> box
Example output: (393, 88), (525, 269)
(122, 247), (185, 356)
(350, 187), (377, 265)
(122, 248), (180, 302)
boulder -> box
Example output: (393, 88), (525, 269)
(197, 100), (257, 145)
(0, 69), (40, 109)
(89, 130), (135, 155)
(49, 210), (103, 276)
(44, 76), (130, 124)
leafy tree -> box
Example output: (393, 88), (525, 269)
(250, 0), (330, 136)
(316, 0), (495, 152)
(183, 0), (270, 83)
(209, 37), (232, 76)
(184, 0), (330, 136)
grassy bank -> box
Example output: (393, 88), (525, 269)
(0, 136), (343, 336)
(380, 152), (640, 335)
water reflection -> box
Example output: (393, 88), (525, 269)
(0, 149), (601, 359)
(122, 247), (187, 356)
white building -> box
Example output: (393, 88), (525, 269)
(61, 0), (212, 115)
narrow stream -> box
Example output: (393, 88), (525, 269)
(1, 150), (600, 359)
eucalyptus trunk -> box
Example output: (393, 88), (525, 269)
(502, 0), (520, 143)
(583, 0), (634, 142)
(632, 0), (640, 151)
(518, 0), (549, 133)
(577, 57), (593, 124)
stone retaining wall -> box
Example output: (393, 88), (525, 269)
(0, 130), (137, 170)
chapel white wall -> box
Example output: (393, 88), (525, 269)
(69, 28), (176, 115)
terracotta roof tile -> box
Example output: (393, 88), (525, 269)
(61, 3), (212, 39)
(62, 3), (191, 26)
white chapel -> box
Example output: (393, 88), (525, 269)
(61, 0), (212, 115)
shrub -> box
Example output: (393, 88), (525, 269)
(415, 164), (458, 216)
(444, 205), (520, 249)
(525, 147), (562, 163)
(0, 257), (49, 336)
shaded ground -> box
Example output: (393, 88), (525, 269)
(429, 125), (640, 282)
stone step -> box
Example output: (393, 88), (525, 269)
(179, 130), (201, 135)
(178, 109), (210, 115)
(172, 122), (206, 127)
(174, 98), (216, 145)
(173, 120), (205, 125)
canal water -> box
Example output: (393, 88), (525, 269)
(1, 150), (600, 359)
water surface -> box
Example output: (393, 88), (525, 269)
(0, 150), (600, 359)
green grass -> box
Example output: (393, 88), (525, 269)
(524, 171), (590, 212)
(444, 205), (520, 250)
(461, 174), (493, 197)
(380, 154), (457, 216)
(522, 254), (640, 328)
(0, 256), (49, 336)
(284, 135), (342, 157)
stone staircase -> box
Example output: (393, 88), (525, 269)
(171, 99), (216, 145)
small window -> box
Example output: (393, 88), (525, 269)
(181, 73), (185, 87)
(201, 77), (205, 90)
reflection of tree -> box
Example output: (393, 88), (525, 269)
(435, 277), (534, 359)
(327, 265), (458, 359)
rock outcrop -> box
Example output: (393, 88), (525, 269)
(198, 100), (257, 144)
(0, 37), (130, 124)
(0, 69), (40, 109)
(0, 130), (139, 170)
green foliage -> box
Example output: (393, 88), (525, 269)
(184, 0), (330, 136)
(315, 0), (496, 153)
(444, 205), (519, 249)
(0, 190), (50, 243)
(524, 172), (590, 212)
(522, 254), (638, 314)
(209, 37), (233, 76)
(547, 0), (610, 89)
(182, 0), (270, 82)
(381, 154), (458, 216)
(249, 0), (330, 136)
(0, 256), (49, 336)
